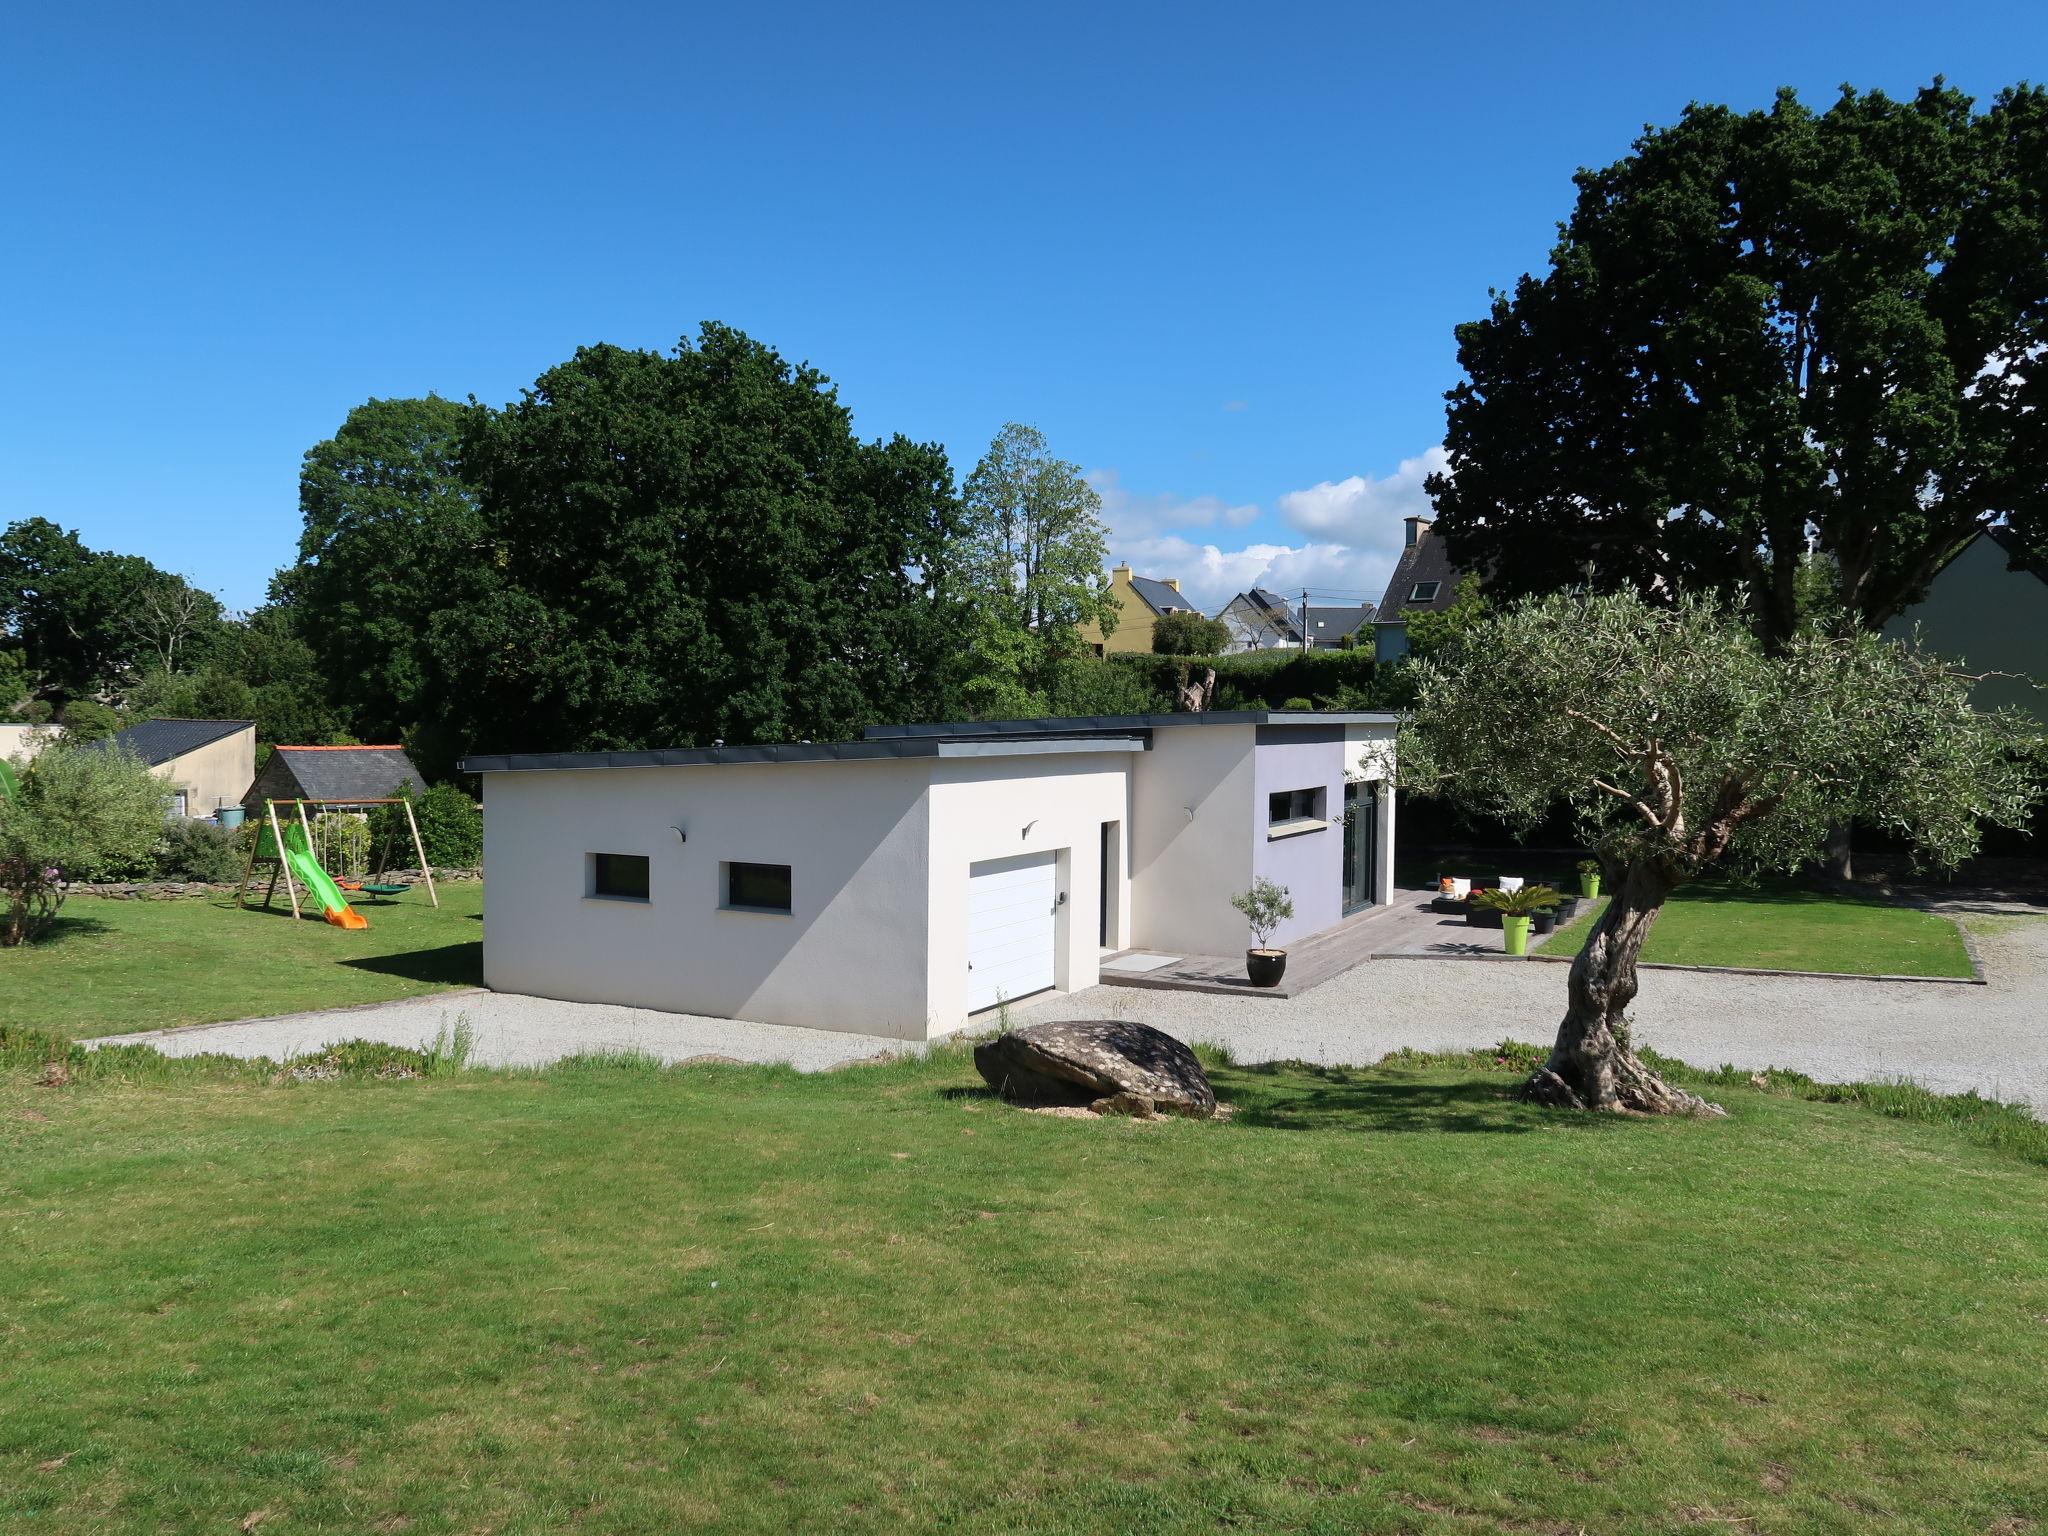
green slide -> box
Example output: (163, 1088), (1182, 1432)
(277, 820), (368, 929)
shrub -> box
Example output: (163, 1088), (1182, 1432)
(1044, 656), (1171, 717)
(1106, 648), (1389, 711)
(0, 738), (170, 942)
(371, 782), (482, 869)
(153, 818), (246, 883)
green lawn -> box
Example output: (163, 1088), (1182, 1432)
(6, 885), (483, 1040)
(1543, 883), (1976, 977)
(3, 1042), (2044, 1535)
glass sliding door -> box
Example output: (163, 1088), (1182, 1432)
(1342, 781), (1376, 913)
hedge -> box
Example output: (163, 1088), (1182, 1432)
(1104, 648), (1387, 711)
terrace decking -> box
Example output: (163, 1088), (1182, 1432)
(1098, 887), (1579, 999)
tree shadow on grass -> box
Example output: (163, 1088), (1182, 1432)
(340, 941), (483, 987)
(1208, 1061), (1620, 1137)
(27, 912), (114, 945)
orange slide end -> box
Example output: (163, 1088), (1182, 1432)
(325, 906), (369, 930)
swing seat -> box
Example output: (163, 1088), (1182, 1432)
(358, 883), (409, 897)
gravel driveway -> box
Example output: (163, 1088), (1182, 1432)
(93, 915), (2047, 1114)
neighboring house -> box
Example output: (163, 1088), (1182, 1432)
(0, 721), (63, 764)
(462, 709), (1397, 1041)
(1883, 525), (2048, 724)
(242, 744), (429, 816)
(87, 718), (255, 819)
(1219, 593), (1376, 652)
(1218, 588), (1302, 651)
(1372, 515), (1466, 662)
(1302, 603), (1376, 651)
(1080, 563), (1199, 655)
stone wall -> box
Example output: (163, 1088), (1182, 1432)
(72, 868), (483, 900)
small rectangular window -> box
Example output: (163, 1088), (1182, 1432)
(592, 852), (650, 901)
(725, 862), (792, 913)
(1408, 581), (1441, 603)
(1267, 788), (1322, 825)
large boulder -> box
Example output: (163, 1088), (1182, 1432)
(973, 1020), (1217, 1119)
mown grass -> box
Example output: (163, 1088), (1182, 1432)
(3, 884), (484, 1041)
(1542, 882), (1976, 977)
(3, 1033), (2044, 1535)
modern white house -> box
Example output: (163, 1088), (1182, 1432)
(462, 711), (1397, 1041)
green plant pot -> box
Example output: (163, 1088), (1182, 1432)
(1578, 873), (1600, 899)
(1501, 914), (1532, 956)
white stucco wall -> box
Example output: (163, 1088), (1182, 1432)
(1129, 724), (1259, 956)
(0, 722), (62, 765)
(1884, 533), (2048, 724)
(160, 727), (257, 818)
(924, 752), (1135, 1029)
(480, 759), (935, 1038)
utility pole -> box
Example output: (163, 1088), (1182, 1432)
(1299, 590), (1310, 656)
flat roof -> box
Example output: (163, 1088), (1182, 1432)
(459, 735), (1149, 774)
(862, 710), (1396, 739)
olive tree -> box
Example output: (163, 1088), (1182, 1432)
(0, 738), (171, 945)
(1399, 591), (2037, 1114)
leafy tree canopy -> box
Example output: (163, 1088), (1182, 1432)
(424, 324), (971, 766)
(1401, 590), (2036, 1113)
(0, 518), (222, 703)
(273, 395), (481, 745)
(1151, 610), (1232, 657)
(1429, 82), (2048, 645)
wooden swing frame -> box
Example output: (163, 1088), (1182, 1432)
(238, 796), (440, 920)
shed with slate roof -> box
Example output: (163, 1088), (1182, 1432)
(241, 744), (429, 815)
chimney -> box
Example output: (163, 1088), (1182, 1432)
(1113, 561), (1132, 578)
(1163, 576), (1180, 592)
(1404, 515), (1429, 549)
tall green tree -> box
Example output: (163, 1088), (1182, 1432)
(957, 423), (1118, 705)
(273, 395), (482, 745)
(424, 324), (970, 764)
(0, 518), (217, 704)
(1401, 591), (2036, 1115)
(124, 606), (350, 748)
(1428, 82), (2048, 647)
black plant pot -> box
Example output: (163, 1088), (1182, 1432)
(1531, 910), (1557, 935)
(1246, 948), (1288, 988)
(1464, 908), (1504, 929)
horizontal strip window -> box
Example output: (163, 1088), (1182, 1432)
(725, 861), (792, 914)
(1268, 787), (1323, 825)
(591, 852), (650, 901)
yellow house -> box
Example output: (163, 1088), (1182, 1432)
(88, 718), (257, 820)
(1080, 563), (1199, 655)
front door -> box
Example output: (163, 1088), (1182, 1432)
(1342, 781), (1376, 913)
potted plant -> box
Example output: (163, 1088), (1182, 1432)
(1229, 877), (1295, 987)
(1471, 883), (1562, 956)
(1576, 858), (1601, 899)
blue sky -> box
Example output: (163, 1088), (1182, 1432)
(4, 1), (2042, 615)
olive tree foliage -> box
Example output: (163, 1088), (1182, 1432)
(1428, 82), (2048, 648)
(1398, 591), (2037, 1114)
(0, 738), (170, 945)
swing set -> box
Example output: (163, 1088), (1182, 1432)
(239, 794), (440, 927)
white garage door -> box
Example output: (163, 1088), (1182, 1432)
(967, 851), (1058, 1013)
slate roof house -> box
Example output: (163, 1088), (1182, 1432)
(463, 709), (1398, 1041)
(1883, 524), (2048, 724)
(88, 717), (255, 819)
(241, 744), (429, 815)
(1218, 588), (1302, 650)
(1372, 515), (1466, 661)
(1080, 563), (1199, 654)
(1219, 590), (1376, 651)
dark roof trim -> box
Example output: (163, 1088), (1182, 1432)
(865, 710), (1395, 738)
(460, 735), (1150, 774)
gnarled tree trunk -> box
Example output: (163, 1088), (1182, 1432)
(1524, 860), (1724, 1115)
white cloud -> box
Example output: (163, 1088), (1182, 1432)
(1089, 448), (1445, 618)
(1086, 468), (1259, 542)
(1104, 533), (1391, 616)
(1274, 445), (1448, 552)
